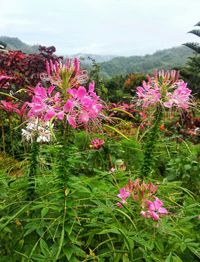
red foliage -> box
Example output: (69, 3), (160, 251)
(0, 46), (62, 89)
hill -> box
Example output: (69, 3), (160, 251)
(0, 36), (39, 54)
(70, 53), (116, 64)
(99, 46), (193, 77)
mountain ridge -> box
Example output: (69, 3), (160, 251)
(0, 36), (193, 77)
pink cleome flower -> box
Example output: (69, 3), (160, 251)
(63, 82), (103, 128)
(44, 58), (88, 88)
(143, 197), (168, 221)
(136, 70), (191, 110)
(27, 84), (61, 121)
(117, 187), (130, 207)
(136, 81), (161, 108)
(91, 138), (105, 150)
(163, 81), (191, 110)
(27, 81), (103, 129)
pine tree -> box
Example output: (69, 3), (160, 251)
(183, 22), (200, 53)
(181, 22), (200, 97)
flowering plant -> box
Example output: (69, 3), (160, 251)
(136, 70), (192, 110)
(27, 80), (103, 129)
(117, 179), (168, 221)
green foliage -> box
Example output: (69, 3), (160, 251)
(88, 58), (108, 99)
(104, 74), (127, 102)
(181, 55), (200, 97)
(165, 144), (200, 195)
(0, 154), (199, 261)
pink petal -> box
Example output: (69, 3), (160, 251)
(89, 81), (95, 93)
(67, 115), (76, 129)
(47, 86), (55, 96)
(117, 202), (123, 208)
(63, 100), (75, 112)
(77, 86), (86, 99)
(154, 198), (163, 210)
(57, 111), (64, 120)
(158, 207), (168, 214)
(68, 88), (77, 97)
(34, 86), (47, 99)
(150, 211), (160, 221)
(147, 201), (155, 211)
(44, 110), (56, 121)
(117, 188), (130, 200)
(78, 111), (89, 124)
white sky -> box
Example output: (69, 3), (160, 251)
(0, 0), (200, 56)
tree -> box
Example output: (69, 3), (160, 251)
(182, 22), (200, 97)
(183, 21), (200, 53)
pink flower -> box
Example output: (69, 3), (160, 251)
(67, 115), (76, 129)
(44, 58), (88, 88)
(164, 82), (191, 110)
(117, 202), (123, 208)
(91, 138), (105, 149)
(117, 188), (130, 204)
(140, 210), (151, 219)
(136, 81), (161, 108)
(136, 70), (191, 110)
(147, 197), (168, 221)
(65, 83), (103, 128)
(27, 84), (61, 121)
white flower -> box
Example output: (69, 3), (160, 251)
(22, 118), (53, 143)
(22, 129), (34, 142)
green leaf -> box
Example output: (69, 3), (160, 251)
(172, 255), (183, 262)
(40, 239), (50, 257)
(64, 246), (74, 260)
(165, 253), (173, 262)
(98, 228), (120, 235)
(41, 207), (49, 218)
(155, 240), (164, 253)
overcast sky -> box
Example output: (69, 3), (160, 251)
(0, 0), (200, 56)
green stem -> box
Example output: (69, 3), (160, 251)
(27, 141), (39, 201)
(1, 116), (6, 153)
(8, 114), (14, 157)
(141, 106), (163, 176)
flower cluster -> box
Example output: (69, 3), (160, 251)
(117, 179), (168, 221)
(136, 70), (191, 110)
(27, 81), (103, 129)
(22, 118), (53, 143)
(64, 82), (103, 128)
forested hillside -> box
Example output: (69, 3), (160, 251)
(100, 46), (193, 77)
